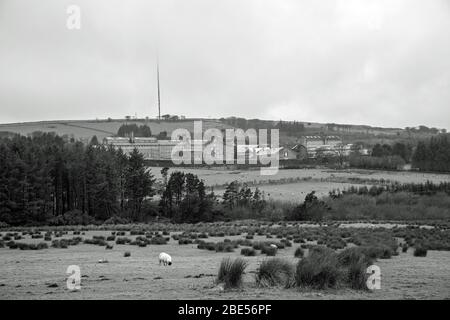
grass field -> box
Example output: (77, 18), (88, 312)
(150, 167), (450, 200)
(1, 226), (449, 300)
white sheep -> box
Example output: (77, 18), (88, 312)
(159, 252), (172, 266)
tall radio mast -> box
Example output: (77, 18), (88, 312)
(156, 54), (161, 120)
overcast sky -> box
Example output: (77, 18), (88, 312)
(1, 0), (449, 129)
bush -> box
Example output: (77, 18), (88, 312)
(116, 237), (131, 245)
(256, 258), (294, 288)
(413, 245), (428, 257)
(216, 258), (248, 289)
(294, 247), (304, 258)
(179, 238), (193, 245)
(124, 251), (131, 257)
(84, 237), (107, 246)
(240, 248), (257, 256)
(103, 216), (131, 225)
(150, 236), (167, 245)
(52, 239), (69, 248)
(295, 247), (340, 289)
(261, 245), (277, 256)
(215, 242), (235, 252)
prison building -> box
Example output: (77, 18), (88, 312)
(103, 136), (178, 160)
(292, 135), (343, 158)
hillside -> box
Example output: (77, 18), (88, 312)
(0, 119), (233, 143)
(0, 117), (443, 145)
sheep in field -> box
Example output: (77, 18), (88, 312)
(159, 252), (172, 266)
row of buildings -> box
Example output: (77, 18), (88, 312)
(103, 135), (365, 163)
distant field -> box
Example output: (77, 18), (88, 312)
(1, 228), (448, 300)
(150, 167), (450, 200)
(0, 119), (233, 141)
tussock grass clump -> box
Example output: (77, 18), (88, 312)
(215, 242), (235, 252)
(52, 239), (68, 248)
(295, 246), (340, 289)
(337, 247), (373, 267)
(261, 245), (277, 256)
(179, 238), (193, 245)
(337, 248), (372, 290)
(115, 237), (131, 245)
(240, 248), (257, 256)
(197, 241), (216, 251)
(84, 237), (107, 246)
(149, 236), (168, 245)
(216, 258), (248, 289)
(7, 240), (18, 249)
(294, 247), (304, 258)
(256, 258), (294, 288)
(345, 257), (369, 290)
(413, 245), (428, 257)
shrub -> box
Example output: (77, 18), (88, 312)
(179, 238), (193, 245)
(216, 258), (248, 289)
(106, 244), (114, 250)
(215, 242), (235, 252)
(402, 243), (408, 253)
(256, 258), (294, 288)
(7, 241), (18, 249)
(413, 245), (428, 257)
(84, 238), (107, 246)
(150, 236), (167, 245)
(240, 248), (257, 256)
(261, 245), (277, 256)
(295, 247), (340, 289)
(294, 247), (304, 258)
(52, 239), (69, 249)
(115, 237), (131, 245)
(124, 251), (131, 257)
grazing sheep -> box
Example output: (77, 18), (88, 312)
(159, 252), (172, 266)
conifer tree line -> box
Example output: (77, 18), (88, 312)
(350, 134), (450, 172)
(0, 132), (155, 225)
(412, 135), (450, 172)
